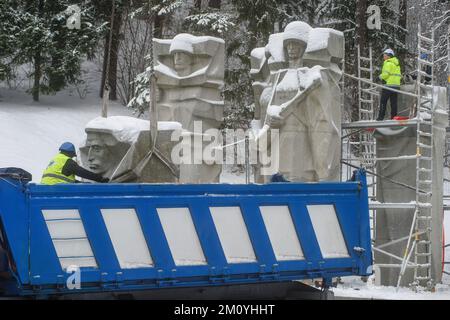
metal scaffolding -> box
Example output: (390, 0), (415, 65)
(445, 24), (450, 280)
(398, 24), (435, 289)
(356, 45), (377, 191)
(340, 24), (448, 290)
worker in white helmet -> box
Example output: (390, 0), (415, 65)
(376, 48), (402, 121)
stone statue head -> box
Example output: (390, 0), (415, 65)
(154, 33), (225, 86)
(80, 130), (128, 177)
(80, 116), (182, 182)
(172, 51), (193, 76)
(283, 21), (311, 68)
(80, 117), (142, 179)
(169, 34), (195, 77)
(285, 40), (306, 61)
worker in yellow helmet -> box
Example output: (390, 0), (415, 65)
(376, 48), (402, 121)
(41, 142), (109, 185)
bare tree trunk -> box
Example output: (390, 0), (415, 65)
(49, 39), (65, 92)
(100, 3), (123, 101)
(208, 0), (221, 9)
(355, 0), (368, 52)
(32, 51), (41, 102)
(154, 13), (164, 38)
(100, 35), (109, 99)
(350, 0), (369, 122)
(32, 0), (44, 102)
(108, 11), (122, 101)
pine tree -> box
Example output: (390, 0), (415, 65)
(0, 0), (20, 81)
(280, 0), (325, 27)
(10, 0), (104, 101)
(183, 10), (234, 36)
(231, 0), (280, 47)
(93, 0), (130, 101)
(419, 0), (450, 86)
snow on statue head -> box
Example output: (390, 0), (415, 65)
(152, 33), (226, 183)
(81, 121), (131, 177)
(303, 28), (345, 77)
(80, 116), (181, 183)
(169, 34), (195, 77)
(283, 21), (311, 68)
(283, 21), (311, 44)
(169, 34), (195, 55)
(153, 34), (224, 92)
(250, 21), (344, 183)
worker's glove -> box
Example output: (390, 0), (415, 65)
(101, 178), (110, 183)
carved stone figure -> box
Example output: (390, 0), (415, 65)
(82, 130), (129, 178)
(153, 33), (225, 183)
(250, 21), (344, 182)
(153, 33), (225, 132)
(79, 116), (180, 183)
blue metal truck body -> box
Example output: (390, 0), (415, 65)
(0, 170), (372, 297)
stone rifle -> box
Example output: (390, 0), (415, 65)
(260, 76), (322, 135)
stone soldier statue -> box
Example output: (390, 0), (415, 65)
(153, 33), (225, 183)
(250, 21), (344, 182)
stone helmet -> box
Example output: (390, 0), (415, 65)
(169, 33), (195, 55)
(283, 21), (312, 47)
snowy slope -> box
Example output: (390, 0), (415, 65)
(0, 86), (133, 182)
(0, 86), (249, 184)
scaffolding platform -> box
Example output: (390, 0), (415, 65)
(343, 119), (420, 129)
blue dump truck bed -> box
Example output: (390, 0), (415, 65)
(0, 169), (372, 297)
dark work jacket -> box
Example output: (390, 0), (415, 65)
(61, 152), (107, 183)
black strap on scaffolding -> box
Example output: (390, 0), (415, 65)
(341, 161), (429, 194)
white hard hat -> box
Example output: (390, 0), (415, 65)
(383, 48), (395, 56)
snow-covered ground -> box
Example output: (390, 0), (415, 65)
(0, 60), (134, 181)
(0, 86), (133, 182)
(332, 276), (450, 300)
